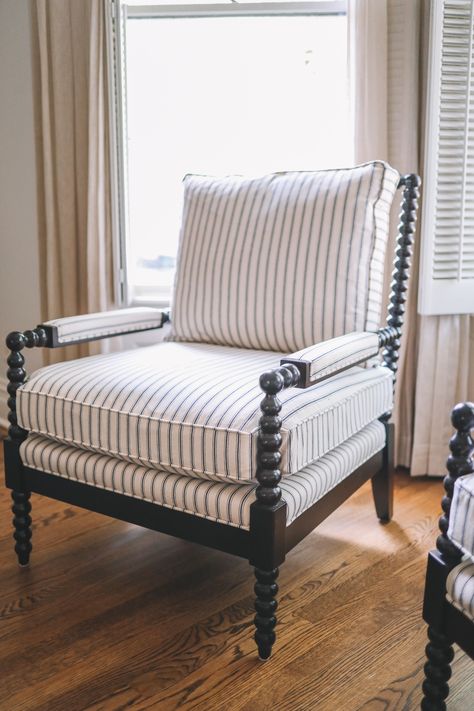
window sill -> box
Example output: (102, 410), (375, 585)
(127, 296), (171, 310)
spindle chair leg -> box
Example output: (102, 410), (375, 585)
(254, 567), (279, 661)
(11, 490), (32, 567)
(421, 626), (454, 711)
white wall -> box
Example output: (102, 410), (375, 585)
(0, 0), (43, 427)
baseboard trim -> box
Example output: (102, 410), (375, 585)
(0, 376), (9, 430)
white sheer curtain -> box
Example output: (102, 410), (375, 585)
(32, 0), (114, 362)
(348, 0), (474, 475)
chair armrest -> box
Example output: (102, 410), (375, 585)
(280, 331), (380, 388)
(39, 307), (169, 347)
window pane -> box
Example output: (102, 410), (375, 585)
(125, 14), (350, 303)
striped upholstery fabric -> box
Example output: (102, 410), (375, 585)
(281, 331), (380, 383)
(168, 162), (400, 352)
(20, 421), (386, 529)
(16, 341), (393, 483)
(446, 559), (474, 622)
(42, 307), (165, 345)
(448, 474), (474, 564)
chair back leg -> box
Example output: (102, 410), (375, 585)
(372, 176), (420, 522)
(371, 422), (394, 522)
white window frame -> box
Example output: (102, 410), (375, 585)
(106, 0), (347, 308)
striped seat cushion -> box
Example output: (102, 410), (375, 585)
(20, 421), (386, 529)
(168, 162), (400, 351)
(17, 341), (392, 483)
(446, 559), (474, 623)
(448, 474), (474, 564)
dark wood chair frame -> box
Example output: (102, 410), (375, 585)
(4, 175), (420, 660)
(421, 402), (474, 710)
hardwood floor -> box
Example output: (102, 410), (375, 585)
(1, 444), (473, 710)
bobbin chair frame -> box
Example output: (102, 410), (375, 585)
(4, 175), (419, 661)
(421, 402), (474, 710)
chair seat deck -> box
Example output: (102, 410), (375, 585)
(5, 446), (383, 560)
(19, 421), (386, 530)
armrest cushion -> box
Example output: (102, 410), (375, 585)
(448, 474), (474, 564)
(39, 307), (168, 347)
(280, 331), (380, 387)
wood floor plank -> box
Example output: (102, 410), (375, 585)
(1, 441), (473, 710)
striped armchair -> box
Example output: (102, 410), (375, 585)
(4, 162), (420, 661)
(422, 402), (474, 710)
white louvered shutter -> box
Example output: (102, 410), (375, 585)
(419, 0), (474, 315)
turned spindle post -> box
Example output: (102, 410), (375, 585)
(436, 403), (474, 564)
(253, 363), (299, 660)
(5, 327), (47, 566)
(381, 174), (420, 396)
(372, 175), (420, 521)
(421, 402), (474, 711)
(421, 627), (455, 711)
(6, 331), (28, 442)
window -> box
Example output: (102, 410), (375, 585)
(108, 0), (350, 306)
(419, 0), (474, 315)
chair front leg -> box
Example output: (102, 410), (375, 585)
(254, 567), (279, 660)
(11, 491), (32, 566)
(5, 329), (47, 567)
(251, 364), (300, 660)
(421, 626), (454, 711)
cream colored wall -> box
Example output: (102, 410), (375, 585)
(0, 0), (43, 426)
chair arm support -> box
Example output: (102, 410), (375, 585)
(280, 331), (382, 389)
(254, 364), (301, 510)
(36, 307), (169, 347)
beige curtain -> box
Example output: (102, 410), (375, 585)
(32, 0), (114, 362)
(412, 316), (474, 475)
(349, 0), (474, 475)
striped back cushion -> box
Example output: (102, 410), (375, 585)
(168, 162), (400, 352)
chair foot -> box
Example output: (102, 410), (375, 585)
(371, 467), (393, 522)
(11, 491), (32, 567)
(254, 567), (279, 660)
(421, 626), (454, 711)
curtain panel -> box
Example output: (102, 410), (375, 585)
(349, 0), (474, 476)
(32, 0), (114, 362)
